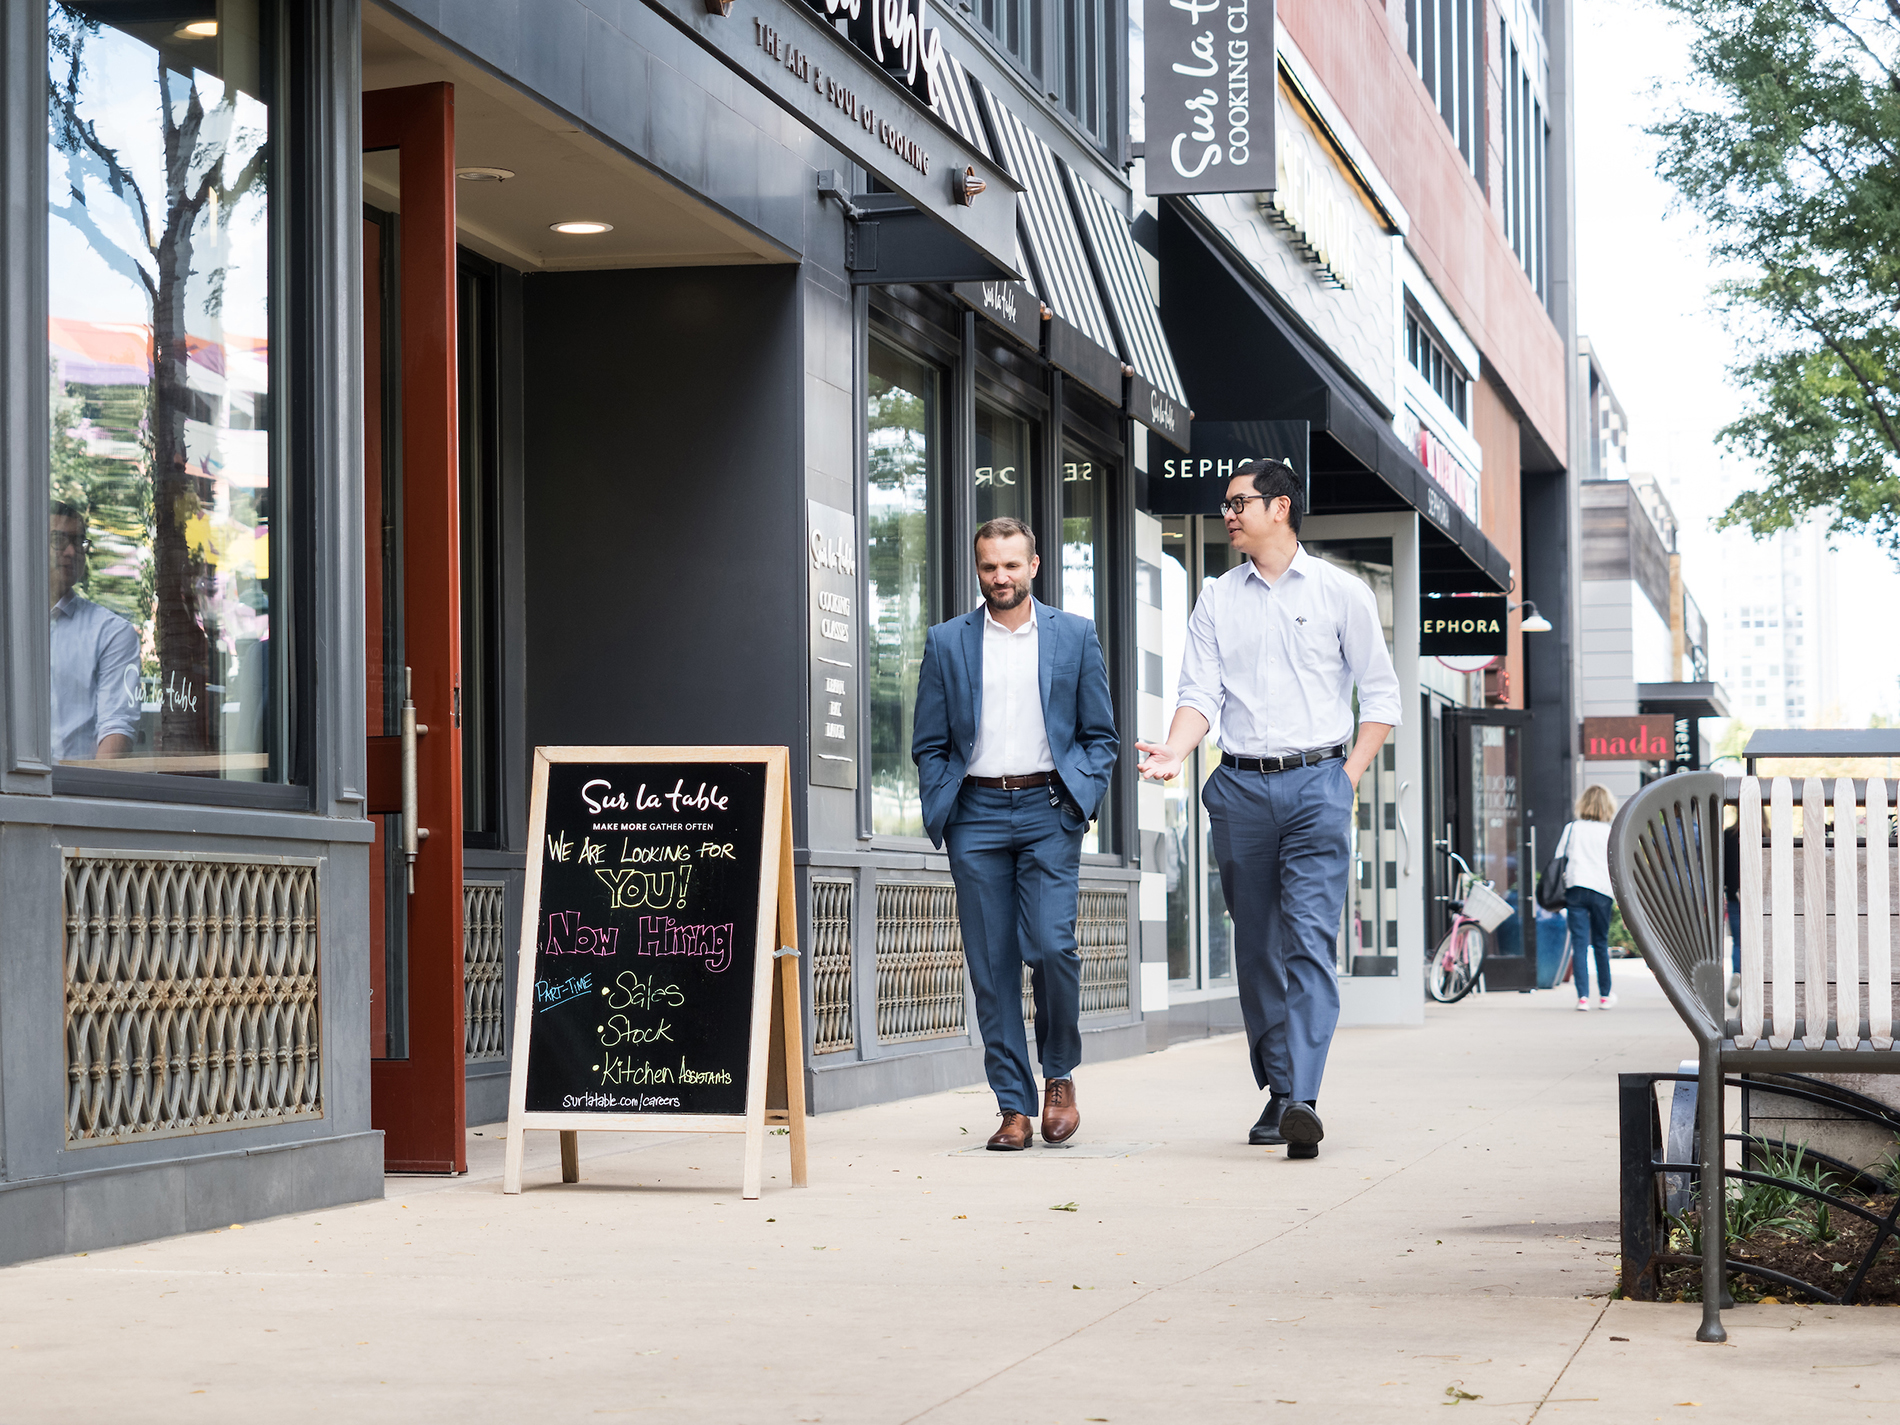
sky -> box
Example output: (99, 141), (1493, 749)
(1572, 0), (1900, 726)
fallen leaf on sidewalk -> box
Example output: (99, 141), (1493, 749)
(1675, 1403), (1700, 1407)
(1051, 1201), (1078, 1212)
(1444, 1384), (1481, 1403)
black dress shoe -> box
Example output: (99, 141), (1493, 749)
(1248, 1094), (1289, 1145)
(1280, 1101), (1323, 1160)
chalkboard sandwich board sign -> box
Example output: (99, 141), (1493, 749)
(502, 746), (807, 1199)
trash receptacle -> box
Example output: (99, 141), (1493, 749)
(1535, 905), (1571, 989)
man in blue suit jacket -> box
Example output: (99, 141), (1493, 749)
(912, 518), (1119, 1150)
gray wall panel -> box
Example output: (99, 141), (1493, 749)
(521, 266), (805, 755)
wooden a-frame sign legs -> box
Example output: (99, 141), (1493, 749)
(500, 745), (808, 1199)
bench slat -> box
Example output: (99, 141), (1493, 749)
(1836, 777), (1861, 1047)
(1803, 778), (1830, 1048)
(1872, 777), (1893, 1048)
(1738, 776), (1765, 1049)
(1772, 777), (1795, 1049)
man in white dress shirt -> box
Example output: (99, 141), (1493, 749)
(50, 501), (140, 764)
(1136, 460), (1401, 1159)
(912, 519), (1119, 1150)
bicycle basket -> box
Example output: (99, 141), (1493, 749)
(1460, 880), (1514, 933)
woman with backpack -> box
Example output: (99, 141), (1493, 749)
(1550, 785), (1619, 1011)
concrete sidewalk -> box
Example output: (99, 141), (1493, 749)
(8, 965), (1900, 1422)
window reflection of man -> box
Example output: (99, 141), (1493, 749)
(51, 502), (140, 762)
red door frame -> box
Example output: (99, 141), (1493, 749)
(365, 83), (466, 1174)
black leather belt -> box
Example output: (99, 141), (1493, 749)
(964, 771), (1054, 790)
(1221, 745), (1347, 774)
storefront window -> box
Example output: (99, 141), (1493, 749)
(1159, 516), (1239, 985)
(974, 401), (1032, 530)
(1062, 447), (1112, 852)
(867, 342), (938, 837)
(48, 2), (277, 779)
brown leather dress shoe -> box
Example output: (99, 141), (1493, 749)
(1040, 1078), (1080, 1144)
(986, 1112), (1034, 1151)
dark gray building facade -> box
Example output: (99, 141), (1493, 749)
(4, 0), (1185, 1264)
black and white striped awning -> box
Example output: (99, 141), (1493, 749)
(932, 54), (992, 161)
(936, 55), (1044, 349)
(975, 86), (1124, 402)
(1066, 176), (1190, 449)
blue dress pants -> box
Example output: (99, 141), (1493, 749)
(945, 784), (1087, 1117)
(1203, 759), (1352, 1103)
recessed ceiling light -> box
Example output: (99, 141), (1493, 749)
(176, 19), (219, 37)
(550, 221), (612, 235)
(456, 167), (515, 183)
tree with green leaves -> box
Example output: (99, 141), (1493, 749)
(1650, 0), (1900, 549)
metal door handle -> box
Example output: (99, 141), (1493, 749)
(401, 667), (429, 894)
(1397, 779), (1412, 876)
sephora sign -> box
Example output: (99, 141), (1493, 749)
(1145, 0), (1277, 196)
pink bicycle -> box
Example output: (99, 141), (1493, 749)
(1428, 851), (1513, 1004)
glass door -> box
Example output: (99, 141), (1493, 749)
(1446, 709), (1535, 990)
(363, 83), (469, 1173)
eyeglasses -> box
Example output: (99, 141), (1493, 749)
(1218, 494), (1270, 517)
(50, 530), (92, 555)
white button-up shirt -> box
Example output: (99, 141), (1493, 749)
(1175, 545), (1402, 757)
(966, 601), (1056, 777)
(51, 592), (142, 763)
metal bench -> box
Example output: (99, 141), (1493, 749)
(1611, 770), (1900, 1341)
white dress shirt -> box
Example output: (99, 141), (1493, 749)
(966, 600), (1056, 777)
(1174, 545), (1403, 757)
(51, 592), (142, 763)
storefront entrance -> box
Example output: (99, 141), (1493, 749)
(1438, 709), (1536, 991)
(364, 83), (467, 1173)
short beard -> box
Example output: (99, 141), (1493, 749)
(984, 581), (1030, 612)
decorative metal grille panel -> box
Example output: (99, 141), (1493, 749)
(464, 882), (507, 1062)
(64, 853), (322, 1145)
(875, 881), (967, 1043)
(810, 878), (855, 1054)
(1078, 889), (1131, 1015)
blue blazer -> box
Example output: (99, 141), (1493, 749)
(910, 599), (1120, 850)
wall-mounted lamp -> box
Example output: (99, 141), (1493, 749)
(1511, 599), (1552, 634)
(953, 166), (986, 206)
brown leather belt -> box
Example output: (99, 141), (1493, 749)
(964, 771), (1054, 790)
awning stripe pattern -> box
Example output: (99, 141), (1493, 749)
(1066, 175), (1187, 407)
(932, 54), (992, 161)
(974, 84), (1118, 355)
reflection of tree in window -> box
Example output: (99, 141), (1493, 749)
(866, 345), (934, 836)
(47, 3), (273, 775)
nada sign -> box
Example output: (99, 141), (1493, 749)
(1419, 595), (1507, 658)
(1144, 0), (1277, 196)
(1582, 716), (1676, 761)
(503, 746), (807, 1199)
